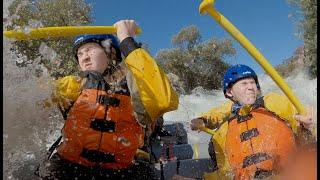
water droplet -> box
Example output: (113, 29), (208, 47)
(117, 137), (131, 147)
(25, 151), (35, 160)
(23, 26), (31, 34)
(16, 58), (24, 64)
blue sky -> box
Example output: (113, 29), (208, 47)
(86, 0), (303, 74)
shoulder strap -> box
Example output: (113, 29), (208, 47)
(47, 135), (62, 160)
(112, 77), (131, 95)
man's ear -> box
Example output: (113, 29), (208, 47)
(225, 88), (233, 98)
(110, 47), (117, 59)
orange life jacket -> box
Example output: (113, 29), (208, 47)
(57, 71), (144, 169)
(225, 98), (297, 180)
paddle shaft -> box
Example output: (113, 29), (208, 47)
(4, 26), (142, 40)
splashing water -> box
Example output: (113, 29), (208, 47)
(118, 137), (132, 147)
(3, 35), (64, 179)
(4, 1), (63, 179)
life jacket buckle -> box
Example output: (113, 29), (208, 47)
(90, 119), (116, 132)
(240, 128), (259, 142)
(237, 113), (253, 123)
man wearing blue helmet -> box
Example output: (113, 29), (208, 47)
(36, 20), (179, 179)
(190, 64), (315, 179)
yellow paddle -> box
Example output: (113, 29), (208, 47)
(3, 26), (142, 40)
(199, 126), (215, 135)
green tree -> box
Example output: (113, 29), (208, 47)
(156, 25), (236, 93)
(172, 25), (201, 50)
(6, 0), (92, 78)
(287, 0), (317, 78)
(275, 46), (305, 77)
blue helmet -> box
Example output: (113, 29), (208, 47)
(73, 34), (120, 61)
(223, 64), (260, 96)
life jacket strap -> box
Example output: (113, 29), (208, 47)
(90, 119), (116, 132)
(237, 113), (253, 123)
(96, 95), (120, 107)
(240, 128), (259, 142)
(242, 152), (272, 168)
(254, 168), (273, 179)
(80, 148), (116, 163)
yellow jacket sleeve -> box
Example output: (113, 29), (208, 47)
(124, 48), (179, 123)
(54, 75), (81, 109)
(200, 100), (233, 129)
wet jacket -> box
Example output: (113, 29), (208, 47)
(53, 37), (179, 169)
(200, 92), (314, 179)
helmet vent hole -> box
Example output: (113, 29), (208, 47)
(231, 72), (238, 75)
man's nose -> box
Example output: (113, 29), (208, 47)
(82, 53), (90, 62)
(247, 83), (256, 90)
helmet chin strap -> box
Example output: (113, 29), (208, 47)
(101, 43), (122, 77)
(101, 60), (119, 77)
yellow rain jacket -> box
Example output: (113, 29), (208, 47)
(201, 92), (316, 180)
(54, 48), (179, 126)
